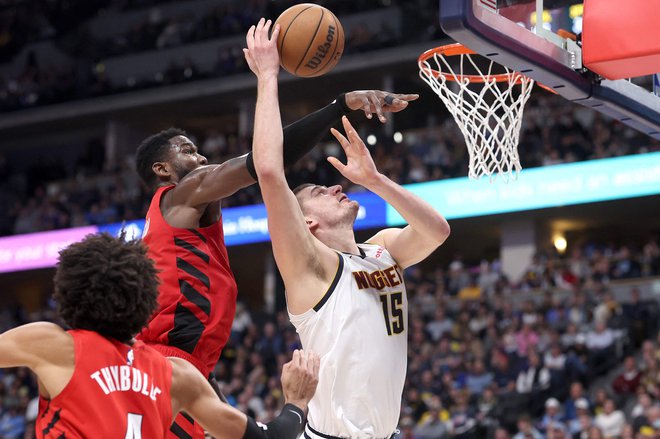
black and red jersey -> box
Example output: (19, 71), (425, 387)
(137, 185), (238, 377)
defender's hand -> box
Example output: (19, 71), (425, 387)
(328, 116), (381, 187)
(281, 350), (320, 410)
(243, 18), (281, 79)
(344, 90), (419, 123)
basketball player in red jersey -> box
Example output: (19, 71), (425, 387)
(134, 59), (417, 437)
(0, 234), (319, 439)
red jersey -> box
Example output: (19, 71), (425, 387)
(37, 330), (172, 439)
(137, 185), (238, 377)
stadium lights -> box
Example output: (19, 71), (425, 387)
(366, 135), (377, 146)
(393, 132), (403, 144)
(553, 235), (568, 254)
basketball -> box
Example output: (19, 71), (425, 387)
(274, 4), (344, 78)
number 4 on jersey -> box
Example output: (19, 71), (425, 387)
(125, 413), (143, 439)
(379, 292), (404, 336)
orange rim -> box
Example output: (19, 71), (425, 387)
(418, 43), (528, 84)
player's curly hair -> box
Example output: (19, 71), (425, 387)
(135, 127), (187, 189)
(53, 233), (160, 343)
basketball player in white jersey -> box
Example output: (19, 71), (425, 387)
(244, 19), (450, 439)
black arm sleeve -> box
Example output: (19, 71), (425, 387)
(245, 93), (351, 180)
(242, 404), (305, 439)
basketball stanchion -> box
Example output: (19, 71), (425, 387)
(418, 43), (536, 182)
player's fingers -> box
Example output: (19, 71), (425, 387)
(246, 25), (256, 50)
(389, 100), (409, 113)
(358, 96), (372, 119)
(270, 23), (280, 42)
(311, 352), (320, 378)
(255, 19), (264, 45)
(393, 93), (419, 101)
(300, 349), (309, 371)
(291, 349), (301, 368)
(369, 94), (386, 123)
(330, 127), (350, 150)
(327, 156), (347, 173)
(260, 19), (272, 45)
(341, 116), (361, 144)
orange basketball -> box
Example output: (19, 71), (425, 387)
(274, 4), (344, 78)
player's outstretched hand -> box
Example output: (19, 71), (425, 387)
(243, 18), (281, 79)
(344, 90), (418, 123)
(281, 349), (320, 411)
(328, 116), (381, 187)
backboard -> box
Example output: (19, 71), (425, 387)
(438, 0), (660, 139)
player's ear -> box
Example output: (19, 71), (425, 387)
(305, 217), (319, 232)
(152, 161), (171, 178)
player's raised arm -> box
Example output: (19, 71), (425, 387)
(244, 19), (338, 313)
(171, 350), (320, 439)
(329, 117), (450, 268)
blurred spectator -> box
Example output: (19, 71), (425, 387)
(465, 360), (493, 396)
(545, 343), (568, 397)
(0, 406), (25, 439)
(426, 307), (453, 342)
(586, 321), (615, 376)
(611, 356), (641, 397)
(632, 404), (659, 437)
(447, 391), (477, 437)
(516, 322), (539, 358)
(494, 427), (511, 439)
(538, 397), (565, 433)
(592, 388), (610, 416)
(623, 288), (650, 347)
(414, 395), (450, 439)
(516, 350), (550, 415)
(513, 414), (543, 439)
(565, 382), (590, 422)
(630, 391), (653, 420)
(567, 399), (593, 436)
(586, 425), (604, 439)
(594, 399), (625, 438)
(573, 413), (596, 439)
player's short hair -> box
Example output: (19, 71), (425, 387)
(135, 127), (187, 189)
(292, 183), (315, 195)
(292, 183), (315, 211)
(53, 233), (160, 343)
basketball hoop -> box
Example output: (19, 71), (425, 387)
(418, 43), (535, 182)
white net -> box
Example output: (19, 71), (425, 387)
(419, 48), (534, 182)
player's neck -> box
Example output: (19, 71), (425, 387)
(316, 228), (358, 255)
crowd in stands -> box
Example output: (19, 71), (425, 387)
(1, 244), (659, 438)
(0, 0), (418, 112)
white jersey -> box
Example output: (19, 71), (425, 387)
(289, 243), (408, 439)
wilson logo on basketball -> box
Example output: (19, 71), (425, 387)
(305, 25), (336, 69)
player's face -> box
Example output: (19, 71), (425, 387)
(166, 136), (208, 181)
(297, 184), (359, 227)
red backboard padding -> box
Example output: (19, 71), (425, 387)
(582, 0), (660, 80)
